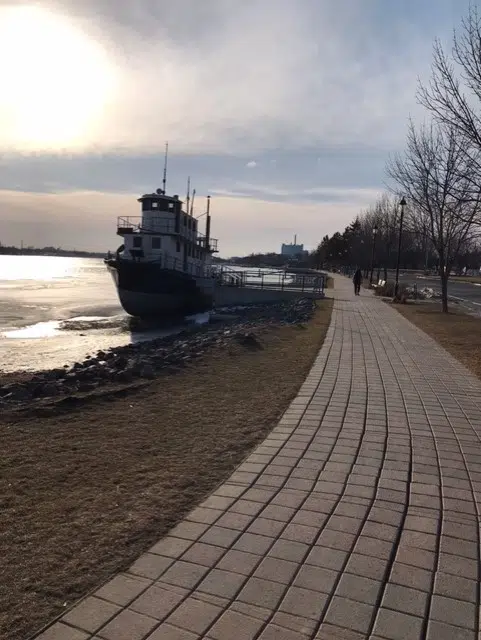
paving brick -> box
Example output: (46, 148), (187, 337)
(437, 553), (478, 579)
(216, 549), (261, 575)
(197, 568), (247, 598)
(181, 542), (226, 567)
(315, 623), (367, 639)
(345, 553), (387, 580)
(215, 510), (254, 532)
(160, 560), (209, 589)
(257, 624), (308, 640)
(389, 562), (432, 592)
(382, 583), (428, 617)
(306, 546), (347, 570)
(186, 507), (223, 525)
(280, 585), (328, 620)
(281, 522), (319, 544)
(293, 564), (337, 594)
(200, 526), (241, 548)
(130, 584), (185, 620)
(208, 610), (264, 640)
(260, 504), (297, 522)
(430, 594), (476, 630)
(170, 521), (210, 541)
(95, 574), (151, 606)
(291, 509), (328, 528)
(434, 572), (477, 603)
(62, 597), (120, 634)
(35, 624), (89, 640)
(271, 611), (316, 636)
(128, 553), (173, 580)
(237, 577), (286, 609)
(248, 517), (286, 537)
(317, 529), (356, 551)
(147, 624), (199, 639)
(395, 545), (436, 571)
(400, 530), (438, 551)
(234, 532), (274, 555)
(254, 557), (298, 584)
(268, 538), (309, 563)
(97, 609), (158, 640)
(150, 536), (193, 558)
(372, 607), (423, 640)
(166, 597), (221, 634)
(325, 596), (374, 634)
(336, 574), (382, 605)
(426, 620), (476, 640)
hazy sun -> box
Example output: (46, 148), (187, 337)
(0, 5), (117, 150)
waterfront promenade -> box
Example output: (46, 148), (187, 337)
(38, 276), (481, 640)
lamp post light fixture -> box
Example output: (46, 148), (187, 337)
(394, 197), (407, 298)
(369, 225), (379, 286)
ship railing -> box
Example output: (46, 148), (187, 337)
(196, 232), (219, 253)
(117, 217), (218, 250)
(125, 251), (216, 278)
(211, 265), (325, 295)
(117, 216), (177, 235)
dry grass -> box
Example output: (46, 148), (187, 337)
(393, 302), (481, 380)
(0, 299), (333, 640)
(450, 275), (481, 285)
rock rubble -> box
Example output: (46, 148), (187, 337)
(0, 298), (317, 409)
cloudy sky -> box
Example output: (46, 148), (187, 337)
(0, 0), (472, 256)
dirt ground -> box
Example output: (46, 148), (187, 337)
(394, 301), (481, 380)
(0, 299), (333, 640)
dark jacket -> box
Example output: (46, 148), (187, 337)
(353, 269), (362, 284)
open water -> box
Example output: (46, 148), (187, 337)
(0, 256), (206, 372)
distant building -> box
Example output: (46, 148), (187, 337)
(281, 235), (306, 257)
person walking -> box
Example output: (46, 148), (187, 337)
(353, 268), (362, 295)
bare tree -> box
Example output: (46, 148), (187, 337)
(417, 7), (481, 207)
(387, 120), (481, 311)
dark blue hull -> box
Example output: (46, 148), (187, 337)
(105, 258), (213, 318)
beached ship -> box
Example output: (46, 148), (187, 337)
(105, 153), (219, 317)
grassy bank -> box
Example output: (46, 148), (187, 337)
(0, 299), (333, 640)
(393, 302), (481, 380)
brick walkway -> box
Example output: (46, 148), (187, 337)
(37, 277), (481, 640)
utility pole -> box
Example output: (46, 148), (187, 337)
(394, 197), (407, 298)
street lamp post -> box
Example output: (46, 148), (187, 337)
(369, 225), (379, 285)
(394, 197), (407, 298)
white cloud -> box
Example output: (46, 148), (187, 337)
(0, 0), (442, 155)
(246, 161), (257, 168)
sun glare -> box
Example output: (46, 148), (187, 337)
(0, 5), (117, 150)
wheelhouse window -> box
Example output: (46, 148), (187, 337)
(152, 237), (161, 249)
(133, 236), (143, 248)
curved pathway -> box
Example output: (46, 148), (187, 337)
(37, 277), (481, 640)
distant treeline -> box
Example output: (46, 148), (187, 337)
(214, 252), (311, 268)
(0, 244), (106, 258)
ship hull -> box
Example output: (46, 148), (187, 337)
(106, 258), (214, 318)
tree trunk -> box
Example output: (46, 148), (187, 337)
(383, 266), (388, 281)
(440, 268), (449, 313)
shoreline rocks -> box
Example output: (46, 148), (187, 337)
(0, 298), (318, 409)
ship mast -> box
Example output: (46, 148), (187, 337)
(185, 176), (191, 215)
(190, 188), (196, 216)
(205, 195), (211, 251)
(162, 142), (169, 194)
